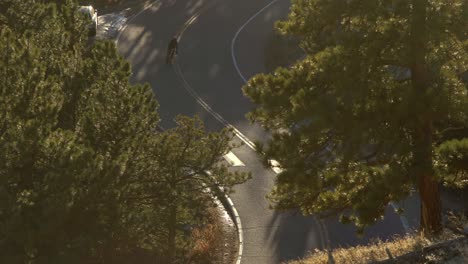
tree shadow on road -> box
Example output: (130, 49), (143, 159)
(266, 206), (407, 263)
(265, 211), (324, 263)
(117, 0), (218, 128)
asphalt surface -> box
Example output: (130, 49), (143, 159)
(117, 0), (406, 263)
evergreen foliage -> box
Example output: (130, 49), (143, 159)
(0, 0), (248, 262)
(436, 138), (468, 188)
(243, 0), (467, 236)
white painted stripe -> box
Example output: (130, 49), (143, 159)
(231, 3), (411, 242)
(311, 217), (324, 250)
(231, 0), (282, 83)
(171, 6), (246, 264)
(174, 63), (258, 151)
(117, 5), (245, 263)
(229, 0), (331, 253)
(319, 219), (331, 251)
(224, 151), (245, 167)
(268, 159), (283, 174)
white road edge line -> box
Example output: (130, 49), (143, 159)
(230, 0), (410, 243)
(174, 62), (257, 151)
(115, 3), (244, 264)
(174, 8), (247, 264)
(229, 0), (284, 173)
(230, 0), (281, 83)
(310, 216), (325, 250)
(174, 16), (250, 264)
(229, 0), (331, 253)
(320, 219), (331, 251)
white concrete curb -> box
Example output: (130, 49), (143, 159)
(212, 185), (244, 264)
(115, 2), (245, 263)
(174, 62), (245, 264)
(224, 193), (244, 264)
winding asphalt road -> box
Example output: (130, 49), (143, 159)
(117, 0), (406, 263)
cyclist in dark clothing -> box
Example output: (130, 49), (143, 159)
(166, 36), (178, 64)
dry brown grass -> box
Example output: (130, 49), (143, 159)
(186, 209), (224, 264)
(288, 234), (425, 264)
(288, 227), (467, 264)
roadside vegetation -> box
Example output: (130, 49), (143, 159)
(1, 0), (467, 263)
(292, 233), (425, 264)
(290, 232), (468, 264)
(0, 0), (248, 263)
(290, 211), (468, 263)
(244, 0), (467, 239)
(291, 214), (468, 263)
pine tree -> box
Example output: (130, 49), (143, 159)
(143, 116), (249, 263)
(436, 138), (468, 188)
(1, 1), (249, 262)
(0, 0), (159, 261)
(243, 0), (467, 236)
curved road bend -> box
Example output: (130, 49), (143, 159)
(117, 0), (406, 263)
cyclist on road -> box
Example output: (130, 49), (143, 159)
(166, 36), (178, 64)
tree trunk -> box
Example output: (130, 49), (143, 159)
(418, 169), (442, 235)
(415, 121), (442, 235)
(410, 0), (442, 236)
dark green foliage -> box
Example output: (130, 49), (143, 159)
(243, 0), (467, 235)
(0, 0), (247, 262)
(144, 116), (250, 262)
(436, 138), (468, 188)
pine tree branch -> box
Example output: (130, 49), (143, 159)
(437, 126), (466, 137)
